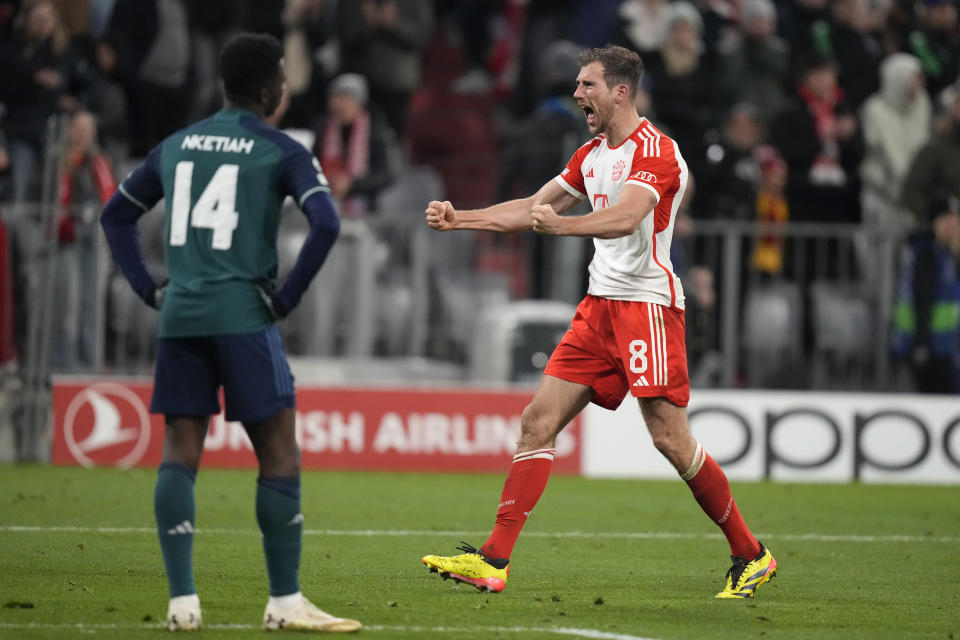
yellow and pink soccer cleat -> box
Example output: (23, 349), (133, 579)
(421, 542), (510, 593)
(715, 542), (778, 599)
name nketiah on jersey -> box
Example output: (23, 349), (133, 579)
(180, 135), (255, 154)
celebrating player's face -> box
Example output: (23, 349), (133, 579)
(574, 62), (615, 135)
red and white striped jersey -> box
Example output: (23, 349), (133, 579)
(554, 118), (688, 309)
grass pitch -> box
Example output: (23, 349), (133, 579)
(0, 465), (958, 639)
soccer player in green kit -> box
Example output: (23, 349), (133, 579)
(101, 33), (361, 633)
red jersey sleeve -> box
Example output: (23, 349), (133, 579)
(554, 138), (599, 198)
(625, 148), (681, 203)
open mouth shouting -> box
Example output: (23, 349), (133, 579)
(582, 105), (598, 129)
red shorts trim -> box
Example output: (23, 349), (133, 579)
(544, 295), (690, 409)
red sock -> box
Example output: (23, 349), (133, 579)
(481, 448), (555, 560)
(682, 444), (761, 559)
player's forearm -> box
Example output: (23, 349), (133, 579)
(278, 193), (341, 311)
(454, 198), (533, 233)
(100, 192), (158, 304)
(556, 204), (648, 239)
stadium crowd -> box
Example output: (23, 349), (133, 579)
(0, 0), (958, 392)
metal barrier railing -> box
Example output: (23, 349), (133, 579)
(11, 115), (70, 461)
(684, 219), (903, 390)
(1, 146), (915, 459)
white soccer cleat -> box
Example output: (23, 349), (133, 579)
(262, 592), (362, 632)
(166, 593), (201, 631)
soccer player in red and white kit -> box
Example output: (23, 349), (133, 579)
(421, 45), (777, 599)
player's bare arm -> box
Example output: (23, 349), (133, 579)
(425, 179), (579, 234)
(532, 183), (657, 238)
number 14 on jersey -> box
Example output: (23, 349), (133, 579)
(170, 161), (240, 250)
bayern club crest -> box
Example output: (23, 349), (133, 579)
(611, 159), (626, 182)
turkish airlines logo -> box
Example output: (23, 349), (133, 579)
(611, 159), (626, 182)
(63, 383), (152, 469)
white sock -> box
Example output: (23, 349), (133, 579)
(268, 591), (302, 609)
(169, 593), (200, 608)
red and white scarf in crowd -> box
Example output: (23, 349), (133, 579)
(319, 112), (370, 214)
(798, 84), (847, 187)
(320, 112), (370, 179)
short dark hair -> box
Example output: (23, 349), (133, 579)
(218, 33), (283, 103)
(577, 45), (644, 97)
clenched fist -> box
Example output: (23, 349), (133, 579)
(425, 200), (457, 231)
(531, 203), (564, 235)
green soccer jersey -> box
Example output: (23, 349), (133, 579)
(117, 109), (330, 337)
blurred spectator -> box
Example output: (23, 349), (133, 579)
(54, 110), (115, 369)
(892, 191), (960, 393)
(237, 0), (285, 37)
(97, 0), (192, 157)
(906, 0), (960, 97)
(647, 1), (729, 180)
(57, 110), (115, 243)
(444, 0), (502, 94)
(902, 78), (960, 220)
(508, 0), (578, 117)
(810, 0), (883, 108)
(613, 0), (672, 56)
(876, 0), (916, 53)
(771, 54), (864, 223)
(633, 73), (656, 119)
(338, 0), (434, 138)
(281, 0), (337, 128)
(49, 0), (89, 38)
(188, 0), (245, 121)
(0, 130), (10, 199)
(496, 41), (586, 200)
(683, 264), (721, 385)
(695, 103), (764, 220)
(778, 0), (830, 59)
(569, 0), (622, 47)
(670, 173), (696, 278)
(718, 0), (791, 123)
(87, 0), (118, 38)
(0, 0), (93, 203)
(315, 73), (398, 215)
(750, 145), (790, 276)
(0, 214), (13, 366)
(0, 0), (16, 36)
(860, 53), (931, 232)
(495, 40), (587, 298)
(698, 0), (743, 53)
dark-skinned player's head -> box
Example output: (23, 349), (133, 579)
(218, 33), (285, 117)
(576, 45), (644, 99)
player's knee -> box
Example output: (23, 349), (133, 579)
(518, 404), (558, 450)
(162, 446), (202, 471)
(647, 422), (691, 469)
(648, 429), (674, 456)
(259, 444), (301, 477)
(162, 433), (204, 470)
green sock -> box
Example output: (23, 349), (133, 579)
(154, 463), (197, 597)
(256, 476), (302, 596)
